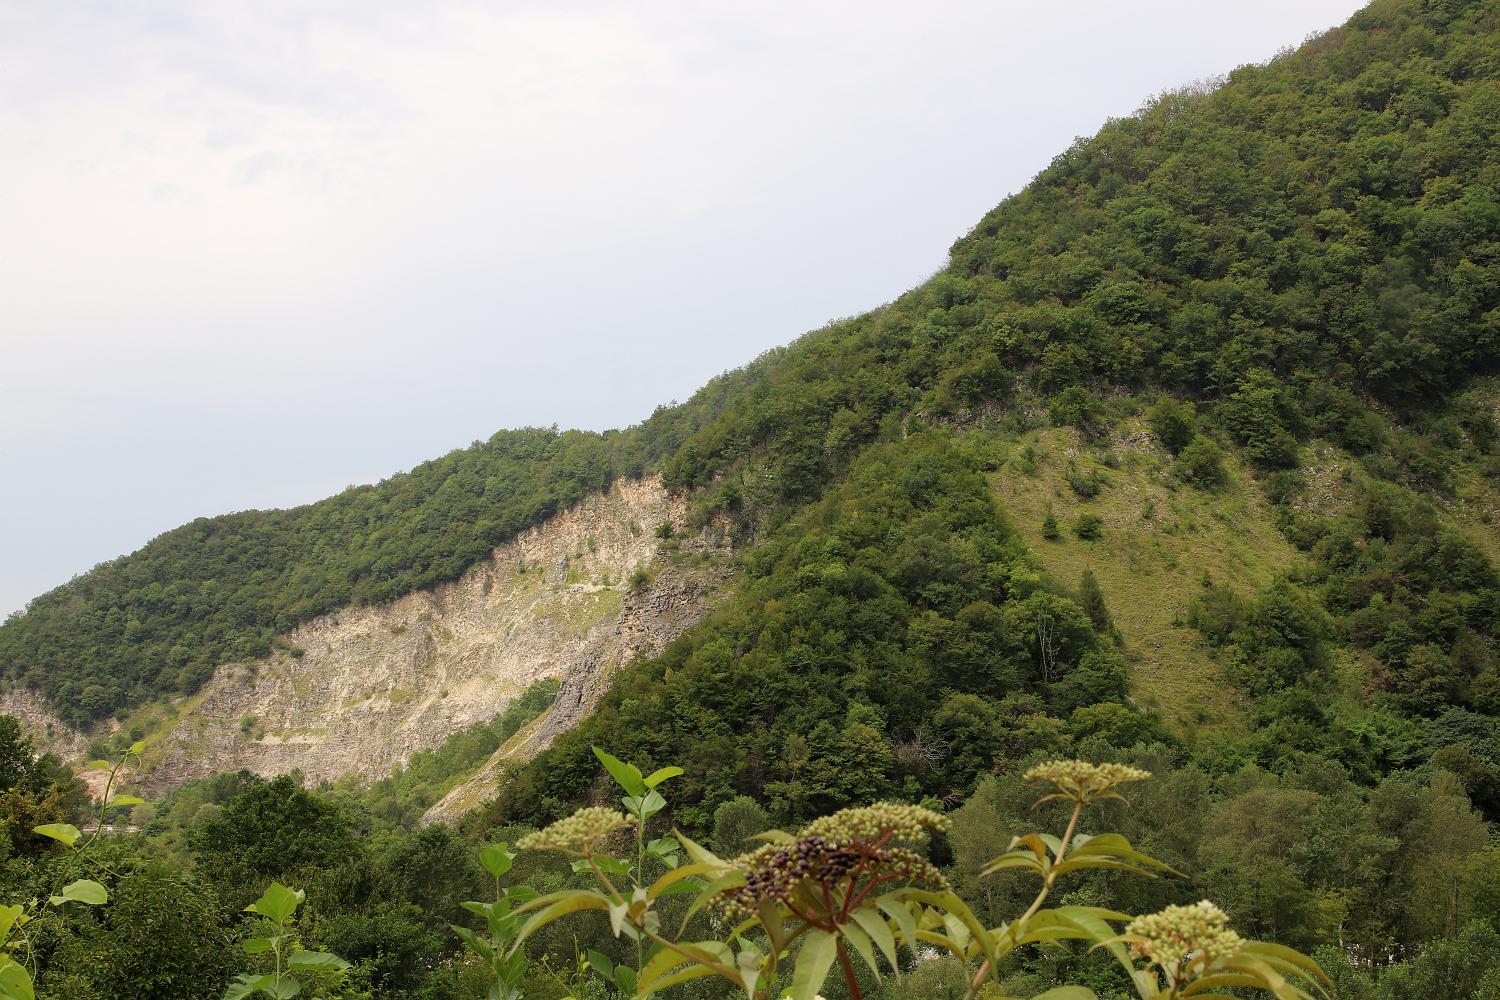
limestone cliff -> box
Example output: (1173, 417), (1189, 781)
(139, 476), (729, 794)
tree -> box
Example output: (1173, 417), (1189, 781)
(189, 775), (357, 899)
(711, 796), (771, 857)
(1078, 569), (1115, 635)
(1148, 397), (1197, 452)
(1175, 436), (1226, 487)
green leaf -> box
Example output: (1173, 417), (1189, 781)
(246, 883), (304, 925)
(241, 937), (277, 954)
(288, 950), (351, 971)
(0, 957), (33, 1000)
(31, 824), (80, 848)
(86, 760), (113, 772)
(586, 948), (614, 981)
(52, 879), (107, 906)
(451, 925), (494, 963)
(791, 931), (840, 1000)
(791, 930), (838, 1000)
(613, 965), (637, 995)
(849, 906), (899, 972)
(128, 740), (146, 755)
(108, 794), (145, 808)
(223, 974), (273, 1000)
(272, 976), (302, 998)
(643, 765), (684, 788)
(509, 890), (612, 953)
(875, 894), (919, 956)
(638, 788), (667, 820)
(479, 843), (514, 880)
(673, 828), (731, 869)
(592, 747), (647, 796)
(0, 906), (23, 948)
(840, 919), (883, 982)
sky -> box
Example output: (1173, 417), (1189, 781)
(0, 0), (1363, 616)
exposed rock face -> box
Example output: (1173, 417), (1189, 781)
(420, 560), (725, 824)
(0, 688), (92, 760)
(143, 476), (729, 794)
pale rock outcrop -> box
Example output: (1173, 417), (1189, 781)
(142, 476), (729, 794)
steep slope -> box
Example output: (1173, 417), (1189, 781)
(1, 0), (1496, 841)
(987, 418), (1299, 733)
(130, 477), (729, 789)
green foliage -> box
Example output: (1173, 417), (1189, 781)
(225, 881), (351, 999)
(189, 775), (356, 900)
(1172, 437), (1226, 488)
(485, 434), (1131, 830)
(1147, 398), (1197, 454)
(1073, 514), (1103, 541)
(512, 752), (1328, 1000)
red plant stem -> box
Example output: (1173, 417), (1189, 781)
(837, 938), (864, 1000)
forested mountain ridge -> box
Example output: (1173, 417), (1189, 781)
(1, 1), (1499, 997)
(3, 0), (1498, 737)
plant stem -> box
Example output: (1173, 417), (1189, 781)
(964, 800), (1084, 1000)
(837, 938), (864, 1000)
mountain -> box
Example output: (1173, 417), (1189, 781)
(2, 0), (1499, 994)
(3, 0), (1497, 803)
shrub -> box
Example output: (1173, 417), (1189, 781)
(1175, 436), (1227, 487)
(1074, 513), (1103, 540)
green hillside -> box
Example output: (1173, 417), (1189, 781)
(2, 0), (1500, 996)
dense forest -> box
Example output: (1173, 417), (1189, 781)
(2, 0), (1500, 995)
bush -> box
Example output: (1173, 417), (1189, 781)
(1074, 513), (1103, 540)
(1148, 396), (1198, 452)
(1175, 436), (1227, 487)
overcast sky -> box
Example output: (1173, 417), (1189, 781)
(0, 0), (1362, 616)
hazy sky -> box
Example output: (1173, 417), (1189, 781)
(0, 0), (1362, 615)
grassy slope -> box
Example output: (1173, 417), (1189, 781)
(990, 419), (1298, 736)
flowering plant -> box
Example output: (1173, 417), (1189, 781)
(509, 751), (1330, 1000)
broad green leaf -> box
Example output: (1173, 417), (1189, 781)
(586, 948), (614, 980)
(849, 907), (899, 972)
(272, 975), (302, 998)
(479, 843), (514, 879)
(839, 919), (882, 982)
(0, 957), (33, 1000)
(592, 747), (647, 796)
(648, 861), (723, 900)
(746, 830), (795, 844)
(673, 828), (731, 869)
(612, 965), (637, 995)
(223, 974), (273, 1000)
(790, 930), (838, 1000)
(288, 950), (351, 971)
(247, 883), (303, 924)
(32, 824), (80, 848)
(127, 740), (146, 755)
(54, 879), (107, 906)
(241, 936), (277, 954)
(0, 906), (23, 947)
(509, 891), (611, 952)
(875, 894), (919, 955)
(643, 765), (684, 788)
(107, 794), (145, 808)
(638, 788), (667, 820)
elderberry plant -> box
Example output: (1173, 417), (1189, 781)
(509, 751), (1331, 1000)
